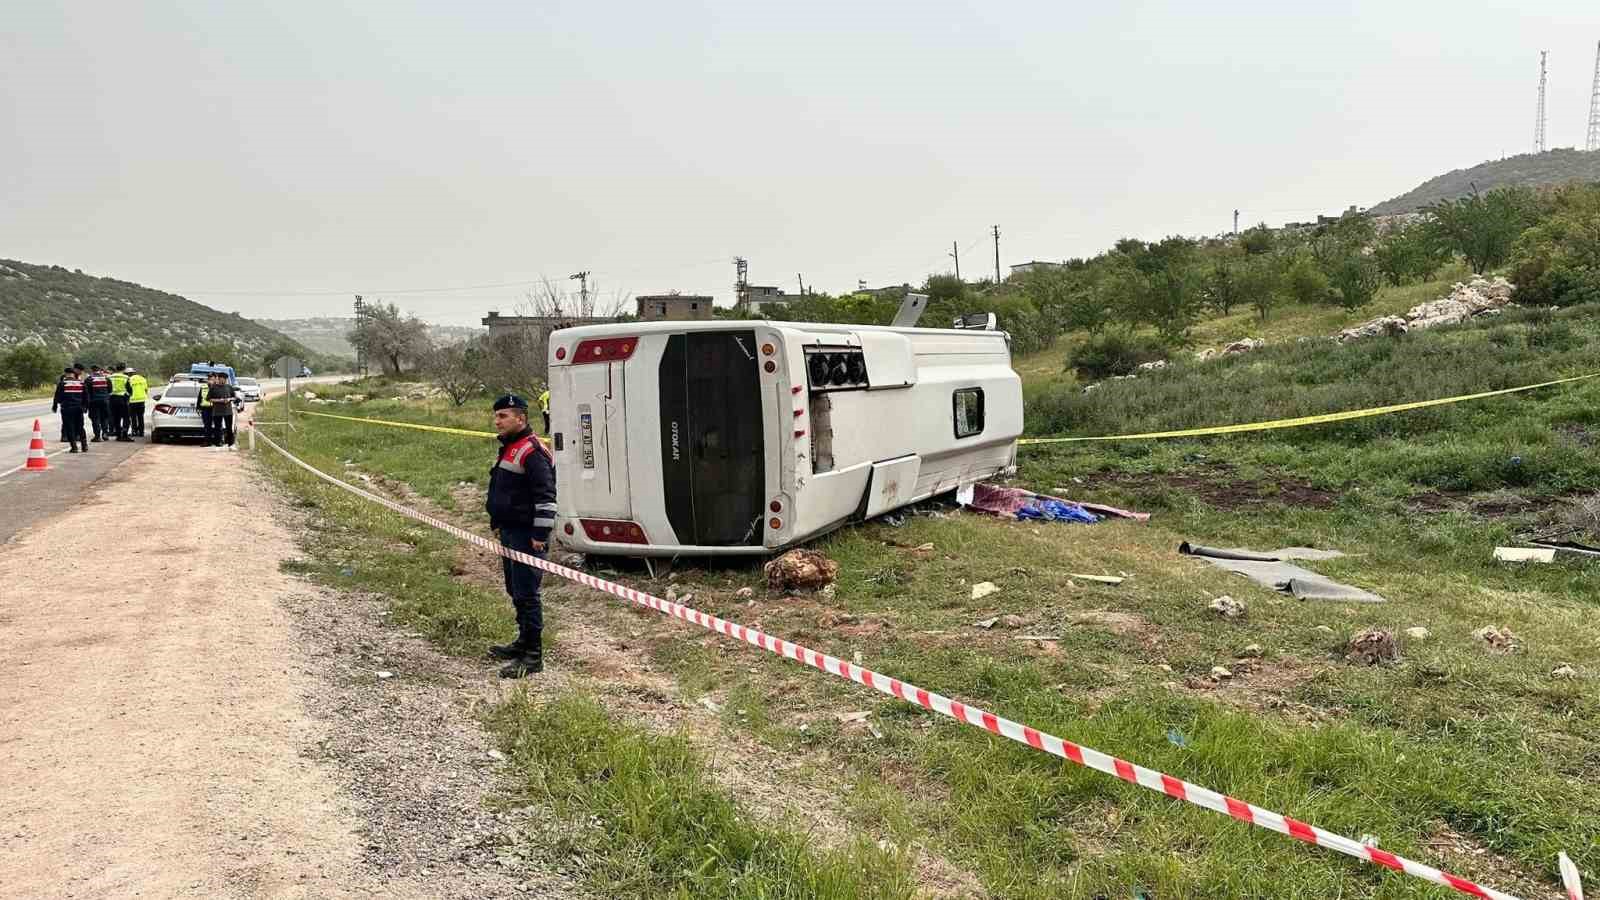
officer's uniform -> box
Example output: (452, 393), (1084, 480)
(52, 369), (89, 452)
(127, 370), (149, 437)
(85, 369), (112, 441)
(197, 380), (214, 443)
(485, 394), (557, 677)
(108, 366), (132, 441)
(539, 389), (551, 435)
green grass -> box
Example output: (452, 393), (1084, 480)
(252, 397), (911, 898)
(0, 385), (53, 402)
(250, 297), (1600, 898)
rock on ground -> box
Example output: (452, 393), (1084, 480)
(1346, 628), (1399, 665)
(764, 549), (839, 592)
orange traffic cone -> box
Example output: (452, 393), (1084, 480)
(25, 419), (50, 472)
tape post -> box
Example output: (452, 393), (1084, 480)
(249, 423), (1585, 900)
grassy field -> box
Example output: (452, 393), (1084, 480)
(0, 385), (53, 402)
(252, 290), (1599, 898)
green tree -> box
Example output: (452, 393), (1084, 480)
(1373, 222), (1449, 286)
(0, 345), (62, 388)
(1200, 250), (1242, 316)
(157, 343), (237, 377)
(1237, 256), (1284, 322)
(1284, 253), (1333, 305)
(1111, 236), (1201, 344)
(1426, 186), (1537, 274)
(1329, 254), (1381, 311)
(1509, 183), (1600, 306)
(1238, 224), (1276, 256)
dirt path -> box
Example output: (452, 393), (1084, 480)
(0, 446), (571, 899)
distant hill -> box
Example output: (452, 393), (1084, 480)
(1368, 148), (1600, 215)
(0, 258), (316, 365)
(260, 316), (484, 357)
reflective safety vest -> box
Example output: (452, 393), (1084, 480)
(128, 374), (149, 402)
(539, 390), (551, 413)
(109, 372), (129, 396)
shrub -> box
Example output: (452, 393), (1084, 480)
(1067, 327), (1167, 381)
(0, 345), (61, 389)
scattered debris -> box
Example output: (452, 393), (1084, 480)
(698, 697), (724, 714)
(1337, 315), (1409, 342)
(377, 670), (395, 680)
(818, 584), (837, 600)
(1156, 663), (1174, 673)
(764, 549), (839, 591)
(836, 711), (871, 725)
(1136, 359), (1168, 372)
(485, 749), (505, 762)
(971, 581), (1000, 601)
(1472, 625), (1519, 653)
(1014, 634), (1060, 642)
(881, 513), (907, 528)
(1165, 728), (1188, 747)
(1551, 664), (1578, 679)
(972, 617), (999, 629)
(1404, 626), (1431, 641)
(665, 585), (678, 602)
(1346, 629), (1399, 665)
(967, 483), (1150, 523)
(1315, 625), (1336, 635)
(1239, 643), (1264, 658)
(998, 613), (1028, 629)
(1068, 573), (1125, 585)
(1208, 595), (1247, 619)
(1223, 337), (1265, 355)
(734, 587), (755, 600)
(1492, 546), (1555, 564)
(1180, 542), (1386, 604)
(1210, 665), (1233, 680)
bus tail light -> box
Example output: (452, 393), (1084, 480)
(580, 518), (648, 544)
(573, 337), (637, 364)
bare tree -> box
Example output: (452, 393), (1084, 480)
(423, 342), (482, 406)
(347, 301), (432, 374)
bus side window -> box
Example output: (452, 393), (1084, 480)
(953, 388), (984, 438)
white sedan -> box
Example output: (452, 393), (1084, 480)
(149, 382), (208, 443)
(235, 377), (263, 402)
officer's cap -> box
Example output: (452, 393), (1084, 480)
(63, 366), (74, 374)
(493, 394), (528, 412)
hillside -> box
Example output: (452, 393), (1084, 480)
(1368, 147), (1600, 215)
(0, 259), (313, 363)
(260, 317), (483, 358)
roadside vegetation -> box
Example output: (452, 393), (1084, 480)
(246, 185), (1600, 897)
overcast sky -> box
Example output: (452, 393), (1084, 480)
(4, 1), (1598, 326)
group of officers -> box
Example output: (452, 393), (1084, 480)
(50, 363), (149, 453)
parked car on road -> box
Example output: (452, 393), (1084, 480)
(149, 383), (207, 443)
(235, 377), (262, 402)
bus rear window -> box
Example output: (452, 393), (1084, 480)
(954, 388), (984, 438)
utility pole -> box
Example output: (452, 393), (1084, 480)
(1233, 209), (1240, 236)
(1587, 41), (1600, 152)
(1535, 50), (1549, 154)
(950, 241), (961, 281)
(733, 257), (749, 307)
(568, 271), (590, 315)
(352, 295), (366, 376)
(991, 225), (1001, 284)
(797, 273), (805, 296)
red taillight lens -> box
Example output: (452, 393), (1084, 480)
(580, 519), (648, 544)
(555, 347), (567, 360)
(563, 523), (574, 536)
(155, 404), (175, 415)
(769, 517), (782, 530)
(573, 338), (636, 364)
(769, 499), (782, 513)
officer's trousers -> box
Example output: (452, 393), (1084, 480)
(498, 527), (546, 639)
(59, 407), (86, 446)
(128, 402), (146, 436)
(110, 396), (129, 438)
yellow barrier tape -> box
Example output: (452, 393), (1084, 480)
(295, 409), (496, 438)
(287, 372), (1600, 447)
(1017, 372), (1600, 445)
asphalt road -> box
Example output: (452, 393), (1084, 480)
(0, 375), (348, 468)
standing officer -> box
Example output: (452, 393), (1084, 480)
(197, 373), (214, 446)
(538, 387), (551, 435)
(52, 366), (89, 453)
(107, 362), (132, 441)
(485, 394), (557, 678)
(85, 365), (113, 442)
(126, 366), (149, 437)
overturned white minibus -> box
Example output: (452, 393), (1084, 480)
(547, 320), (1022, 556)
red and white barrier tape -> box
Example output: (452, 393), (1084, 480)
(251, 426), (1584, 900)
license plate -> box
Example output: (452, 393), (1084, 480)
(176, 408), (197, 417)
(579, 406), (595, 469)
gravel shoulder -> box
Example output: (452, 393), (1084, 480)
(0, 444), (574, 899)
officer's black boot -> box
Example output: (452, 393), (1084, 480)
(486, 633), (526, 660)
(498, 630), (543, 678)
